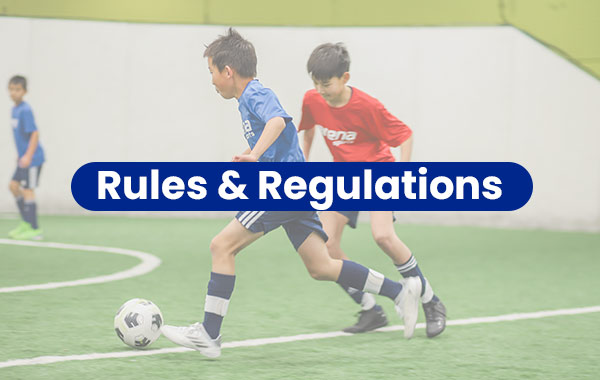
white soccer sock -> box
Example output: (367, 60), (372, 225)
(360, 292), (376, 310)
(421, 278), (434, 303)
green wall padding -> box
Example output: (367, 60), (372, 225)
(505, 0), (600, 80)
(0, 0), (503, 25)
(1, 0), (598, 79)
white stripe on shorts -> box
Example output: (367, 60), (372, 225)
(364, 269), (385, 294)
(240, 211), (259, 226)
(28, 166), (38, 188)
(245, 211), (265, 228)
(238, 211), (253, 225)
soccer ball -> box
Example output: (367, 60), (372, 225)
(114, 298), (163, 349)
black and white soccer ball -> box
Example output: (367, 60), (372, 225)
(114, 298), (163, 349)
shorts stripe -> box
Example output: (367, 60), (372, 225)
(28, 167), (38, 189)
(238, 211), (252, 224)
(245, 211), (265, 228)
(239, 211), (258, 226)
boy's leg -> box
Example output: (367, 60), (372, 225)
(13, 188), (43, 240)
(321, 211), (386, 333)
(296, 232), (421, 339)
(161, 218), (263, 357)
(8, 179), (29, 237)
(370, 211), (446, 338)
(22, 189), (39, 229)
(369, 211), (412, 266)
(11, 166), (43, 240)
(203, 218), (262, 338)
(9, 180), (26, 219)
(209, 218), (264, 275)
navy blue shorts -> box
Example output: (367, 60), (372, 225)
(334, 211), (396, 229)
(12, 165), (43, 189)
(236, 211), (328, 251)
(336, 211), (360, 229)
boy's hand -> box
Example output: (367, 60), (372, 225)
(232, 154), (258, 162)
(18, 155), (32, 168)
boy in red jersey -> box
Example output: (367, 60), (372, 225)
(299, 43), (446, 338)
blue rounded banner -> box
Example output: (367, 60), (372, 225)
(71, 162), (532, 211)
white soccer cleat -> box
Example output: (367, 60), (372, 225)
(161, 322), (221, 358)
(394, 277), (422, 339)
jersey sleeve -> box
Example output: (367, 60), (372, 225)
(297, 93), (316, 132)
(247, 89), (292, 124)
(21, 108), (38, 134)
(370, 101), (412, 147)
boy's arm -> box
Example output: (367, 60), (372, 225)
(233, 117), (286, 162)
(19, 130), (39, 168)
(232, 147), (251, 161)
(398, 135), (413, 162)
(302, 128), (316, 160)
(298, 93), (316, 160)
(369, 101), (413, 161)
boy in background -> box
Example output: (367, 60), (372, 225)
(161, 29), (423, 358)
(299, 43), (446, 338)
(8, 75), (45, 240)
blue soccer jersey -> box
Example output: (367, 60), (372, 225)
(235, 80), (326, 248)
(237, 80), (304, 163)
(11, 101), (45, 167)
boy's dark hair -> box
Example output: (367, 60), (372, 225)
(9, 75), (27, 91)
(204, 28), (257, 78)
(307, 43), (350, 81)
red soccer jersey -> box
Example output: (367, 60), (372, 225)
(298, 88), (412, 162)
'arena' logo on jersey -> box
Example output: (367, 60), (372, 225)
(318, 125), (357, 146)
(11, 118), (18, 129)
(242, 120), (255, 139)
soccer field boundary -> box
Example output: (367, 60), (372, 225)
(0, 239), (161, 293)
(1, 305), (599, 369)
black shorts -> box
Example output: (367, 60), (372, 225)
(12, 165), (43, 189)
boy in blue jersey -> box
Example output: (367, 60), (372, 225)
(7, 75), (45, 240)
(161, 28), (423, 358)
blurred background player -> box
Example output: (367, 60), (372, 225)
(161, 29), (423, 358)
(7, 75), (45, 240)
(299, 43), (446, 337)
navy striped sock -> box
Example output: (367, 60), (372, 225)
(336, 260), (402, 301)
(203, 272), (235, 339)
(338, 284), (376, 310)
(15, 197), (26, 221)
(338, 284), (364, 304)
(396, 255), (438, 301)
(23, 201), (38, 229)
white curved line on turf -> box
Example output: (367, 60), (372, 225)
(1, 305), (599, 368)
(0, 239), (161, 293)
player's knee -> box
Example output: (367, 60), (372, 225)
(373, 232), (394, 250)
(9, 181), (19, 196)
(325, 238), (342, 258)
(307, 268), (328, 281)
(306, 263), (336, 281)
(209, 236), (233, 259)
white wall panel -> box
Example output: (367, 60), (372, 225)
(0, 18), (598, 230)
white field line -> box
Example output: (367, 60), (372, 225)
(1, 305), (599, 369)
(0, 239), (161, 293)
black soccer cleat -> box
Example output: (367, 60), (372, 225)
(343, 305), (389, 333)
(422, 299), (446, 338)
